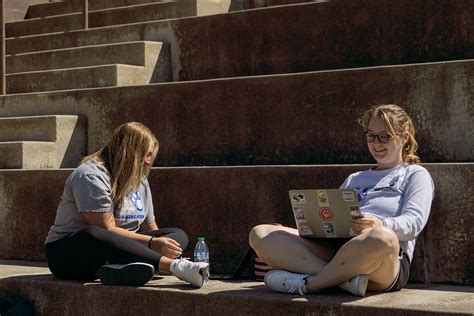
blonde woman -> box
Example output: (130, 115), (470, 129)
(249, 105), (434, 296)
(45, 122), (209, 287)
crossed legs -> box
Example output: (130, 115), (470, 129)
(249, 224), (400, 292)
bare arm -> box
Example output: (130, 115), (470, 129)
(81, 211), (151, 246)
(81, 212), (181, 258)
(140, 220), (159, 232)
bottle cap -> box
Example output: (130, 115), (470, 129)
(197, 237), (205, 241)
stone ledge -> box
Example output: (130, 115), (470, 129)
(0, 261), (473, 316)
(0, 60), (472, 164)
(0, 164), (472, 284)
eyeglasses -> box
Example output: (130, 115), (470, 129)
(365, 132), (392, 143)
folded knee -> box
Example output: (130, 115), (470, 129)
(249, 224), (275, 251)
(364, 226), (399, 256)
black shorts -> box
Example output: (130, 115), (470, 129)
(331, 239), (411, 292)
(385, 250), (411, 292)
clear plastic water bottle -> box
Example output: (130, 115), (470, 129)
(194, 237), (209, 263)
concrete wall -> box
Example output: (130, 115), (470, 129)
(0, 164), (472, 284)
(5, 0), (51, 23)
(0, 60), (472, 165)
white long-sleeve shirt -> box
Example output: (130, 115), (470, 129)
(340, 163), (435, 261)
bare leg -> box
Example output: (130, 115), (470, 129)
(249, 224), (338, 275)
(158, 257), (172, 273)
(305, 226), (400, 292)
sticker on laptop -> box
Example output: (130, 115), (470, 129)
(319, 207), (334, 221)
(293, 206), (306, 222)
(299, 224), (313, 236)
(349, 205), (363, 219)
(291, 193), (306, 204)
(316, 190), (330, 207)
(342, 190), (355, 202)
(323, 221), (337, 237)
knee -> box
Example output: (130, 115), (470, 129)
(364, 226), (399, 256)
(249, 224), (279, 253)
(249, 224), (275, 252)
(173, 228), (189, 250)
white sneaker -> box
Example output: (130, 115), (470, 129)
(170, 258), (210, 288)
(339, 274), (369, 296)
(264, 270), (308, 295)
(99, 262), (155, 286)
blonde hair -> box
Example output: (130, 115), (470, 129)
(359, 104), (421, 165)
(82, 122), (159, 209)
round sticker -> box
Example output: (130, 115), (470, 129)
(319, 207), (334, 221)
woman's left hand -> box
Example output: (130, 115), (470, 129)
(351, 215), (384, 235)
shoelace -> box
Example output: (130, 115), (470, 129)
(173, 259), (188, 275)
(285, 277), (306, 295)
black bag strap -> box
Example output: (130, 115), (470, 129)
(231, 247), (256, 280)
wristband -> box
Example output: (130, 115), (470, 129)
(148, 236), (154, 249)
(382, 219), (387, 227)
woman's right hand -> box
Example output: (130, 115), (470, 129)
(151, 237), (182, 259)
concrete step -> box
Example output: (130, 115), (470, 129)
(0, 262), (473, 315)
(25, 0), (236, 20)
(0, 60), (471, 164)
(0, 164), (472, 285)
(0, 115), (87, 168)
(7, 64), (147, 94)
(7, 41), (163, 74)
(7, 2), (179, 38)
(244, 0), (319, 8)
(0, 141), (56, 169)
(26, 0), (170, 18)
(6, 0), (472, 81)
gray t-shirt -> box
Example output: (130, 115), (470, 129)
(45, 160), (155, 244)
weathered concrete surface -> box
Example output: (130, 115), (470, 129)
(0, 262), (473, 316)
(6, 0), (473, 81)
(0, 164), (472, 285)
(7, 64), (146, 94)
(0, 142), (56, 169)
(7, 41), (168, 93)
(244, 0), (320, 8)
(0, 115), (87, 168)
(27, 0), (170, 18)
(7, 2), (179, 37)
(27, 0), (240, 19)
(7, 41), (163, 74)
(4, 0), (48, 23)
(0, 61), (472, 164)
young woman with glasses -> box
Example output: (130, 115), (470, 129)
(249, 104), (434, 296)
(45, 122), (209, 287)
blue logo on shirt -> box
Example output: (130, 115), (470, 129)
(130, 192), (144, 212)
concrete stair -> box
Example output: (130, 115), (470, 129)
(0, 142), (56, 169)
(26, 0), (171, 18)
(6, 41), (168, 93)
(0, 0), (472, 314)
(0, 115), (86, 168)
(6, 0), (472, 82)
(7, 2), (179, 38)
(0, 60), (471, 164)
(0, 164), (472, 285)
(7, 41), (164, 74)
(8, 64), (143, 94)
(0, 264), (472, 316)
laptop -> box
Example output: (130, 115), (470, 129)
(289, 189), (362, 238)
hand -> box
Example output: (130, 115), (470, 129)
(350, 214), (384, 235)
(151, 237), (182, 259)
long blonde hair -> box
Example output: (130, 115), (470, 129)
(359, 104), (421, 165)
(82, 122), (159, 209)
